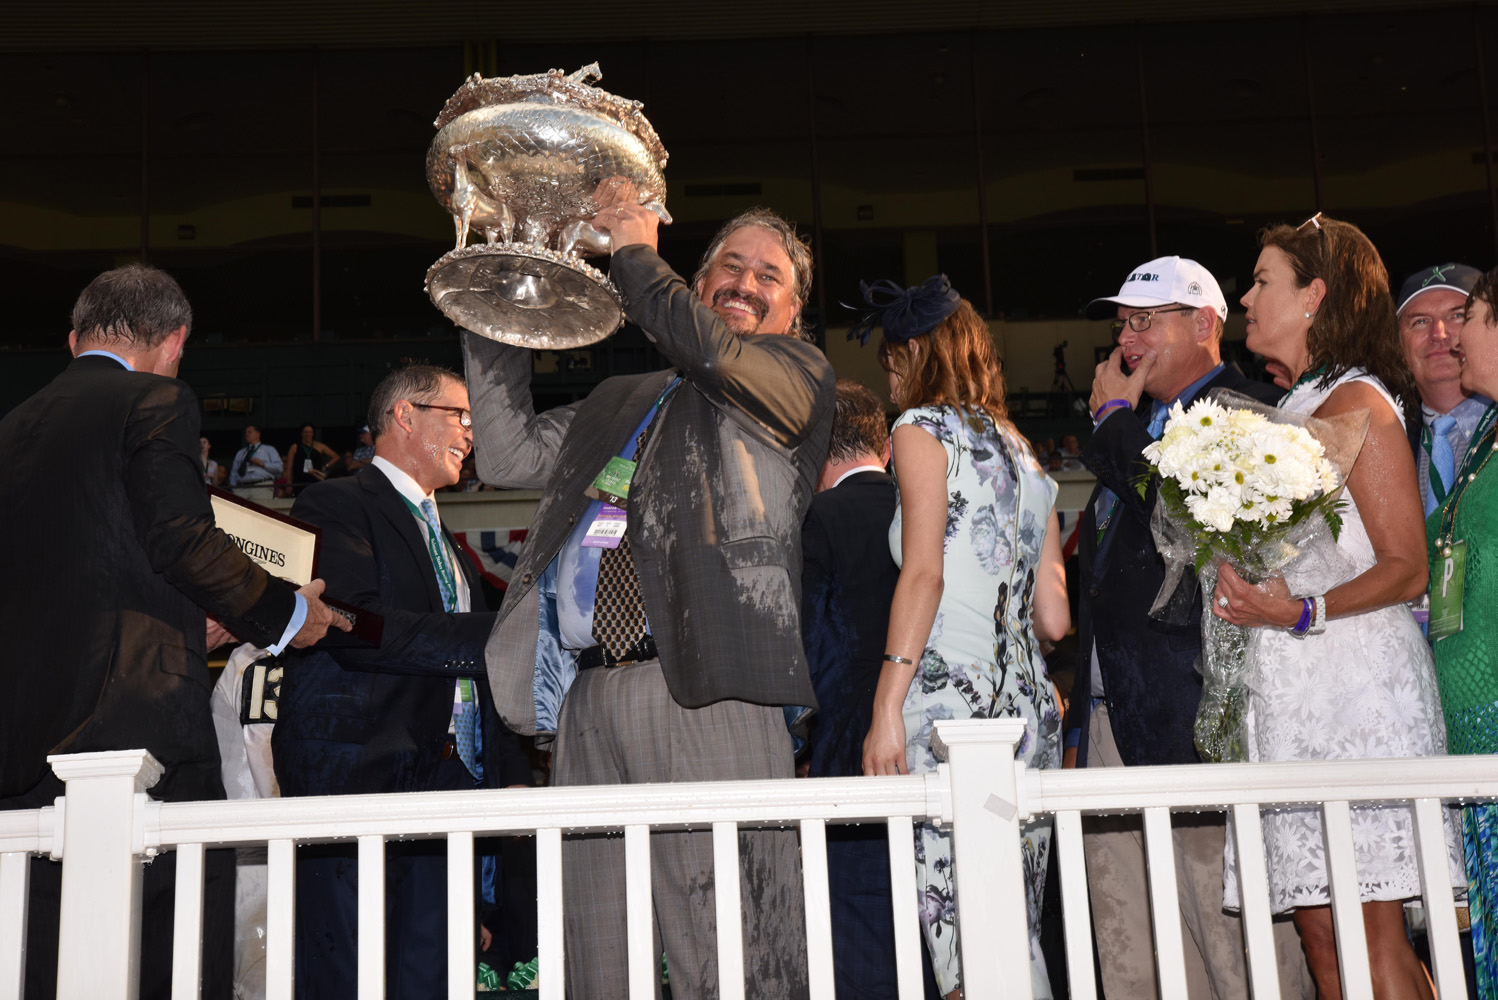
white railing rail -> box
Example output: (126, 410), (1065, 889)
(2, 719), (1495, 1000)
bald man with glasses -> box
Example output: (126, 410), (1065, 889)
(1065, 257), (1310, 999)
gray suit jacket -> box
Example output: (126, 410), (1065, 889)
(464, 245), (836, 736)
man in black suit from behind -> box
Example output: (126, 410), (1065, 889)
(1067, 257), (1309, 999)
(800, 379), (939, 999)
(273, 364), (532, 1000)
(0, 264), (347, 999)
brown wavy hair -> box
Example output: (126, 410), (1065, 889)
(1259, 215), (1415, 407)
(877, 299), (1010, 430)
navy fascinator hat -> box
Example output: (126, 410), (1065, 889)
(846, 274), (963, 347)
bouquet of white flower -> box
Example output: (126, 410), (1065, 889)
(1136, 390), (1365, 762)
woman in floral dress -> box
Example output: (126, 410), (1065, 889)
(1213, 215), (1462, 1000)
(856, 275), (1070, 999)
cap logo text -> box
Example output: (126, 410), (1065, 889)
(1128, 272), (1159, 283)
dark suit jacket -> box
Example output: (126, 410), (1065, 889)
(464, 246), (836, 734)
(1070, 364), (1282, 768)
(0, 354), (296, 806)
(799, 470), (900, 778)
(272, 466), (531, 796)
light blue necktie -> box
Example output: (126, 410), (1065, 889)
(418, 498), (483, 781)
(1096, 403), (1166, 541)
(1146, 402), (1170, 439)
(1425, 414), (1458, 516)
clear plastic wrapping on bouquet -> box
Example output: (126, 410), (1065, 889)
(1146, 388), (1370, 762)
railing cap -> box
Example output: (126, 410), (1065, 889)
(931, 718), (1029, 760)
(48, 749), (164, 790)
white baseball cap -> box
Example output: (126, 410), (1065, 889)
(1085, 255), (1229, 324)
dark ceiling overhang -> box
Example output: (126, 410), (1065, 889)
(3, 0), (1486, 51)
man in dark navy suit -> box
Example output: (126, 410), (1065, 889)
(273, 364), (532, 1000)
(1067, 257), (1309, 999)
(799, 380), (938, 1000)
(0, 264), (346, 1000)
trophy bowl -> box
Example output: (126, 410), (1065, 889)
(425, 63), (671, 348)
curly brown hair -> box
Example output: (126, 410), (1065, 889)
(1467, 265), (1498, 330)
(877, 299), (1010, 430)
(1259, 215), (1414, 407)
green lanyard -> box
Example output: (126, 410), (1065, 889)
(1434, 403), (1498, 555)
(400, 495), (459, 613)
(1420, 424), (1452, 505)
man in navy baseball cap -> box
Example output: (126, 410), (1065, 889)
(1397, 263), (1489, 515)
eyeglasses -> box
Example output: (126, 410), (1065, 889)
(1109, 305), (1195, 337)
(408, 403), (472, 428)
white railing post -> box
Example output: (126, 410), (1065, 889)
(48, 749), (163, 1000)
(932, 719), (1031, 1000)
(1, 851), (32, 1000)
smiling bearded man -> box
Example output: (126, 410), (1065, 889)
(463, 202), (835, 999)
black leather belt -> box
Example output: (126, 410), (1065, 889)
(577, 635), (658, 670)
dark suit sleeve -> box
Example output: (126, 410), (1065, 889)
(799, 502), (836, 682)
(290, 484), (495, 677)
(608, 245), (834, 450)
(122, 378), (295, 646)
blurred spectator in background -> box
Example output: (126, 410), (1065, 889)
(284, 423), (340, 494)
(344, 425), (375, 475)
(200, 435), (224, 486)
(229, 423), (281, 502)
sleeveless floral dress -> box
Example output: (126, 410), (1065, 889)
(889, 404), (1062, 997)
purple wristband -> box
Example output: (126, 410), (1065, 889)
(1290, 598), (1313, 636)
(1093, 398), (1132, 423)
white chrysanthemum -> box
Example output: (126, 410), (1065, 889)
(1226, 407), (1268, 434)
(1185, 484), (1239, 532)
(1317, 459), (1341, 494)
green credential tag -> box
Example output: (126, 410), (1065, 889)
(585, 455), (636, 508)
(1430, 540), (1467, 642)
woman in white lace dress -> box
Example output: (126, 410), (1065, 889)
(1213, 214), (1461, 1000)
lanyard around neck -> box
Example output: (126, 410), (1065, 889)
(399, 495), (459, 612)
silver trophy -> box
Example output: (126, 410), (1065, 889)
(424, 63), (671, 348)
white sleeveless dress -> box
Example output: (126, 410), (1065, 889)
(1223, 368), (1463, 912)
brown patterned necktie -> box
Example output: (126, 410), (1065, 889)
(593, 536), (647, 659)
(592, 392), (670, 658)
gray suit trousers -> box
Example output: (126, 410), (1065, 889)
(1084, 703), (1313, 999)
(553, 660), (809, 1000)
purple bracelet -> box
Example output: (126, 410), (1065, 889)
(1093, 398), (1132, 423)
(1290, 598), (1313, 636)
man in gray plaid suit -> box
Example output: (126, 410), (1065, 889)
(463, 199), (835, 999)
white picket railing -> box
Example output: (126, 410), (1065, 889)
(1, 718), (1494, 1000)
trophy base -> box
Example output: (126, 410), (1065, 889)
(426, 243), (625, 349)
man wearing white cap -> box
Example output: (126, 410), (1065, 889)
(1065, 257), (1310, 998)
(1396, 263), (1490, 516)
